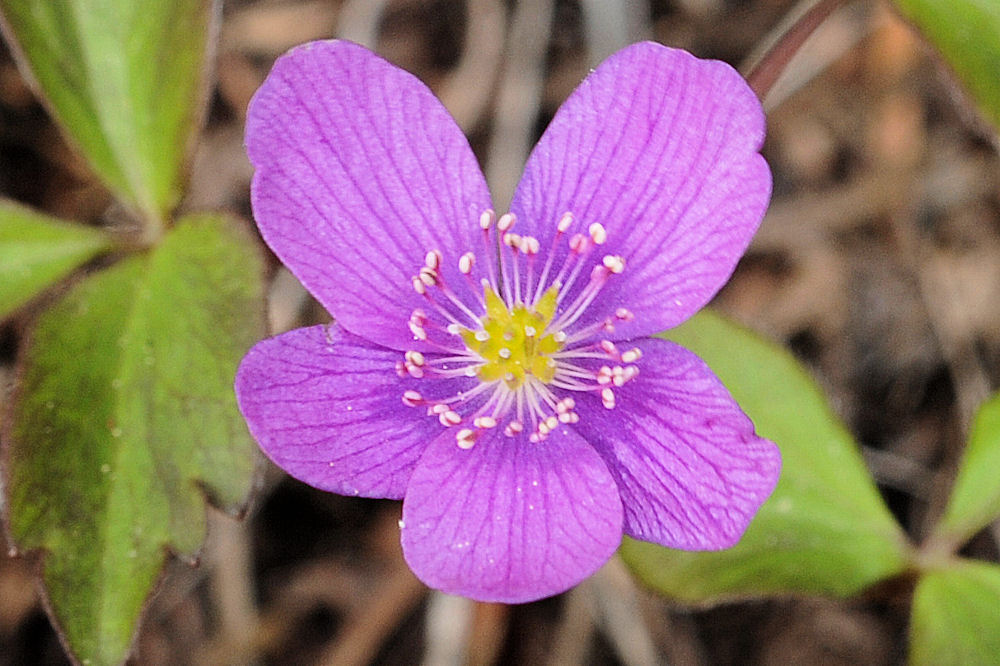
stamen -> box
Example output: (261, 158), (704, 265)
(473, 415), (497, 429)
(589, 222), (607, 245)
(621, 348), (642, 363)
(601, 387), (616, 409)
(557, 211), (574, 233)
(504, 421), (523, 437)
(425, 249), (443, 270)
(480, 209), (495, 230)
(602, 254), (625, 274)
(418, 267), (437, 286)
(439, 410), (462, 427)
(403, 210), (640, 444)
(532, 212), (574, 304)
(456, 428), (477, 449)
(408, 321), (428, 340)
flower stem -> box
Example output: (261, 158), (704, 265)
(743, 0), (848, 102)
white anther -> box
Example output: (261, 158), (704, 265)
(621, 348), (642, 363)
(557, 212), (574, 233)
(480, 209), (496, 230)
(537, 421), (550, 436)
(411, 276), (427, 295)
(503, 232), (522, 249)
(498, 348), (512, 359)
(497, 212), (516, 232)
(524, 325), (537, 337)
(522, 236), (540, 255)
(505, 421), (524, 437)
(545, 415), (559, 430)
(600, 340), (617, 355)
(558, 412), (574, 423)
(623, 366), (639, 382)
(602, 254), (625, 274)
(458, 252), (475, 274)
(464, 366), (478, 377)
(446, 323), (462, 335)
(395, 361), (407, 378)
(430, 404), (449, 415)
(601, 387), (616, 409)
(408, 322), (427, 340)
(418, 267), (438, 286)
(569, 233), (589, 254)
(474, 329), (490, 342)
(411, 309), (428, 324)
(612, 366), (627, 387)
(553, 331), (567, 343)
(405, 350), (425, 366)
(474, 416), (497, 429)
(456, 428), (477, 449)
(402, 390), (423, 407)
(407, 364), (424, 379)
(615, 307), (633, 321)
(440, 410), (462, 427)
(424, 250), (442, 270)
(589, 222), (607, 245)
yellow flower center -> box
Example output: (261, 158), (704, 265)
(461, 286), (563, 390)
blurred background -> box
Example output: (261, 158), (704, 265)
(2, 0), (999, 663)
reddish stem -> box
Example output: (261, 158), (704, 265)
(745, 0), (849, 101)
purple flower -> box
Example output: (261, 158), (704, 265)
(236, 39), (781, 603)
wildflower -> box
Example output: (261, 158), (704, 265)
(236, 39), (781, 603)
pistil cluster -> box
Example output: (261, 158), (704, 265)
(395, 210), (642, 448)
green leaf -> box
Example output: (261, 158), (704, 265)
(620, 310), (911, 603)
(911, 560), (1000, 666)
(0, 0), (217, 222)
(0, 200), (111, 319)
(934, 391), (1000, 547)
(894, 0), (1000, 132)
(3, 214), (265, 666)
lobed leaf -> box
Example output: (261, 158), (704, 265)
(910, 559), (1000, 666)
(0, 0), (218, 222)
(620, 310), (911, 603)
(934, 391), (1000, 548)
(0, 200), (111, 319)
(3, 214), (265, 666)
(893, 0), (1000, 133)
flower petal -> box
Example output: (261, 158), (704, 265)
(510, 42), (770, 339)
(570, 337), (780, 549)
(247, 40), (493, 350)
(235, 324), (465, 499)
(401, 425), (623, 602)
